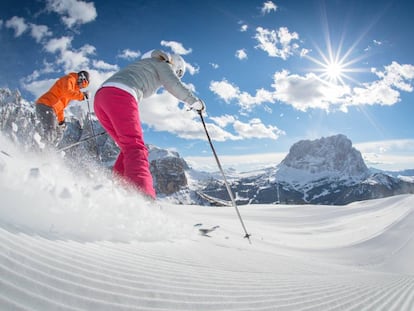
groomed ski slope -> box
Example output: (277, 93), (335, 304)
(1, 134), (414, 311)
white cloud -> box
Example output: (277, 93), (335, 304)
(44, 36), (72, 53)
(356, 139), (414, 154)
(23, 61), (56, 83)
(210, 61), (414, 113)
(92, 60), (119, 71)
(139, 90), (281, 142)
(58, 45), (96, 72)
(278, 27), (298, 46)
(210, 80), (240, 102)
(210, 114), (284, 140)
(374, 61), (414, 91)
(210, 115), (236, 127)
(261, 1), (278, 15)
(233, 118), (285, 140)
(210, 79), (275, 111)
(5, 16), (28, 37)
(347, 79), (400, 107)
(300, 48), (311, 57)
(42, 36), (96, 72)
(254, 26), (300, 60)
(160, 40), (192, 55)
(240, 24), (248, 32)
(355, 139), (414, 171)
(46, 0), (97, 28)
(29, 24), (52, 43)
(185, 62), (199, 76)
(210, 63), (219, 69)
(272, 70), (349, 111)
(117, 49), (141, 60)
(344, 62), (414, 109)
(185, 152), (287, 172)
(235, 49), (248, 60)
(139, 91), (238, 142)
(4, 16), (52, 43)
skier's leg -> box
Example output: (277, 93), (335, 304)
(114, 94), (155, 199)
(113, 152), (125, 176)
(35, 103), (57, 146)
(95, 88), (125, 178)
(94, 87), (155, 199)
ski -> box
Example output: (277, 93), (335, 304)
(0, 150), (11, 157)
(194, 223), (220, 236)
(196, 191), (232, 207)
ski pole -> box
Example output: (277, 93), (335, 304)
(198, 110), (252, 244)
(58, 131), (107, 152)
(86, 98), (100, 159)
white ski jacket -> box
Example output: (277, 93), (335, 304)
(102, 50), (198, 106)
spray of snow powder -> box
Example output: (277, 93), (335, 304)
(0, 134), (192, 242)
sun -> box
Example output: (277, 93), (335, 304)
(304, 44), (356, 86)
(304, 25), (369, 86)
(303, 41), (370, 87)
(324, 61), (344, 82)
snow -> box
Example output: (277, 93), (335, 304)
(1, 133), (414, 310)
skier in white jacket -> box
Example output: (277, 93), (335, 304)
(94, 50), (205, 199)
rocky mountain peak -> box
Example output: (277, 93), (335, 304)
(277, 134), (370, 183)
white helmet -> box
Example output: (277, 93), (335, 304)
(170, 54), (186, 78)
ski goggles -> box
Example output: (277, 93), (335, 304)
(78, 73), (89, 88)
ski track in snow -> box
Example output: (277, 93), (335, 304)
(1, 135), (414, 310)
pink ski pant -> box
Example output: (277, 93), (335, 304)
(94, 87), (156, 199)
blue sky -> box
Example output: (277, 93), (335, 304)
(1, 0), (414, 172)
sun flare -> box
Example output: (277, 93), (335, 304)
(304, 21), (369, 87)
(324, 61), (344, 82)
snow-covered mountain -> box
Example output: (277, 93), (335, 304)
(276, 134), (370, 184)
(200, 135), (414, 205)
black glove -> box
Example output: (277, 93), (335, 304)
(56, 120), (66, 134)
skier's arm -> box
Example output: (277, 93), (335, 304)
(157, 62), (199, 106)
(61, 75), (85, 101)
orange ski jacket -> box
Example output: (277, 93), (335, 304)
(36, 72), (86, 123)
